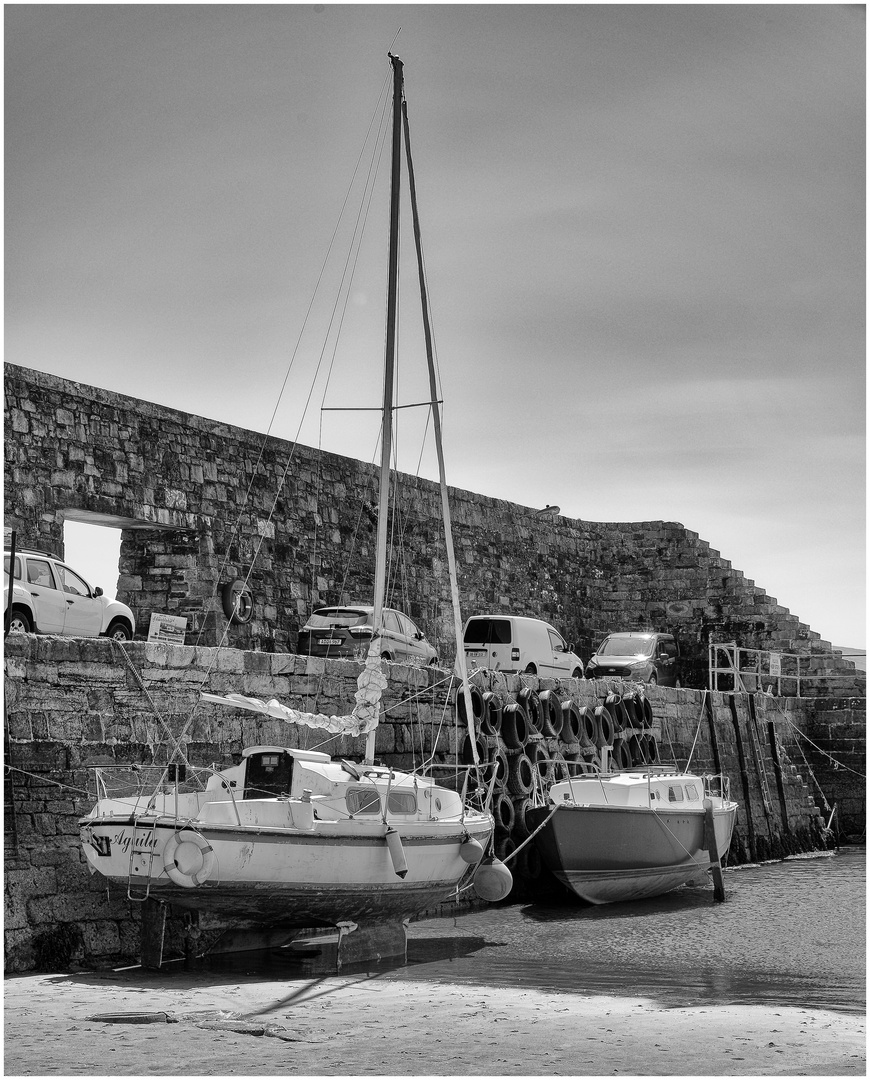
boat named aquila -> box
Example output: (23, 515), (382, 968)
(79, 53), (509, 968)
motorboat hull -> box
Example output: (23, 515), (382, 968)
(526, 801), (737, 905)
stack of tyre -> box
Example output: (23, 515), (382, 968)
(458, 682), (661, 901)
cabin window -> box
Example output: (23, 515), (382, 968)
(668, 785), (684, 802)
(685, 783), (699, 800)
(387, 791), (417, 814)
(346, 787), (381, 815)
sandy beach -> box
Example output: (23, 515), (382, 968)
(4, 965), (865, 1077)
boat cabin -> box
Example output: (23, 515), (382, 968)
(549, 769), (711, 810)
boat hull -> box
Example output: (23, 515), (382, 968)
(80, 815), (491, 927)
(526, 802), (737, 905)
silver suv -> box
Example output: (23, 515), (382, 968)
(4, 549), (135, 640)
(585, 632), (680, 686)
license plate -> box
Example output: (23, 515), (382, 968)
(465, 649), (485, 657)
(318, 638), (343, 646)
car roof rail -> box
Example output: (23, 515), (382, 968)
(6, 548), (56, 558)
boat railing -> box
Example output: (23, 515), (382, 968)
(703, 773), (731, 801)
(87, 762), (244, 826)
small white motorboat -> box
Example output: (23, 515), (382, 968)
(526, 761), (738, 905)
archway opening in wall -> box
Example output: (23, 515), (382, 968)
(63, 520), (122, 599)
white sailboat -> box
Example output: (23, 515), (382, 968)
(79, 54), (510, 968)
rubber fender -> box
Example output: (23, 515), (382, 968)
(511, 797), (533, 840)
(627, 733), (645, 765)
(472, 856), (513, 902)
(530, 742), (553, 784)
(560, 700), (582, 743)
(538, 690), (563, 738)
(506, 752), (535, 796)
(494, 792), (516, 834)
(501, 701), (529, 749)
(621, 693), (641, 728)
(481, 691), (503, 737)
(221, 580), (254, 625)
(604, 692), (627, 733)
(457, 684), (485, 725)
(593, 705), (614, 748)
(460, 733), (488, 766)
(517, 688), (542, 735)
(492, 747), (510, 788)
(576, 705), (596, 747)
(640, 696), (654, 728)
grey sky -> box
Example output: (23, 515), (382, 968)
(5, 5), (865, 647)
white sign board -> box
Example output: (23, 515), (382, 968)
(769, 652), (782, 677)
(147, 613), (188, 644)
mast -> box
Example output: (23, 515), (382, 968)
(401, 96), (480, 766)
(365, 53), (404, 765)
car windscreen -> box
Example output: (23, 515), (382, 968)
(598, 635), (653, 656)
(464, 618), (511, 645)
(305, 609), (370, 629)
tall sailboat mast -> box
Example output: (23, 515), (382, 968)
(366, 53), (404, 765)
(365, 53), (480, 767)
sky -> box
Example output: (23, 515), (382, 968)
(5, 4), (865, 651)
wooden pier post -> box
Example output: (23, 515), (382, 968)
(703, 799), (726, 902)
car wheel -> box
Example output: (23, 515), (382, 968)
(648, 673), (658, 685)
(675, 677), (682, 689)
(523, 663), (537, 675)
(8, 609), (33, 634)
(105, 619), (133, 641)
(381, 652), (392, 662)
(571, 667), (583, 679)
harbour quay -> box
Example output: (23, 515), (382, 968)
(4, 634), (863, 972)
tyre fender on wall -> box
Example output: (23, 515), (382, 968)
(222, 580), (254, 624)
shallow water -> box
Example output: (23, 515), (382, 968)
(190, 846), (864, 1015)
(391, 846), (865, 1013)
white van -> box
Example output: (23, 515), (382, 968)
(462, 615), (585, 678)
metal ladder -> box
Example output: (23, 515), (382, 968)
(746, 695), (773, 816)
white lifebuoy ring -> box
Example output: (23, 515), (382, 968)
(162, 830), (215, 888)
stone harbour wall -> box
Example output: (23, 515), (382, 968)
(4, 362), (863, 692)
(4, 636), (858, 973)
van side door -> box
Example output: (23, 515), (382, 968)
(547, 626), (572, 677)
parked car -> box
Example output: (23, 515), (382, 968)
(296, 605), (438, 665)
(585, 632), (680, 686)
(3, 549), (135, 640)
(462, 615), (585, 678)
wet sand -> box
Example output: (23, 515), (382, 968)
(4, 965), (865, 1077)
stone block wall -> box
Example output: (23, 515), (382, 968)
(4, 362), (863, 692)
(5, 635), (855, 973)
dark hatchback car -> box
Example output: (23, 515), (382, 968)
(296, 606), (438, 665)
(585, 632), (680, 686)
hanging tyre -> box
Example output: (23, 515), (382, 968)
(511, 797), (533, 840)
(517, 688), (542, 736)
(501, 702), (529, 749)
(507, 753), (534, 795)
(481, 691), (503, 737)
(494, 792), (515, 834)
(457, 684), (485, 726)
(604, 693), (627, 733)
(530, 743), (553, 785)
(594, 705), (614, 747)
(539, 690), (563, 738)
(560, 700), (582, 744)
(576, 706), (596, 748)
